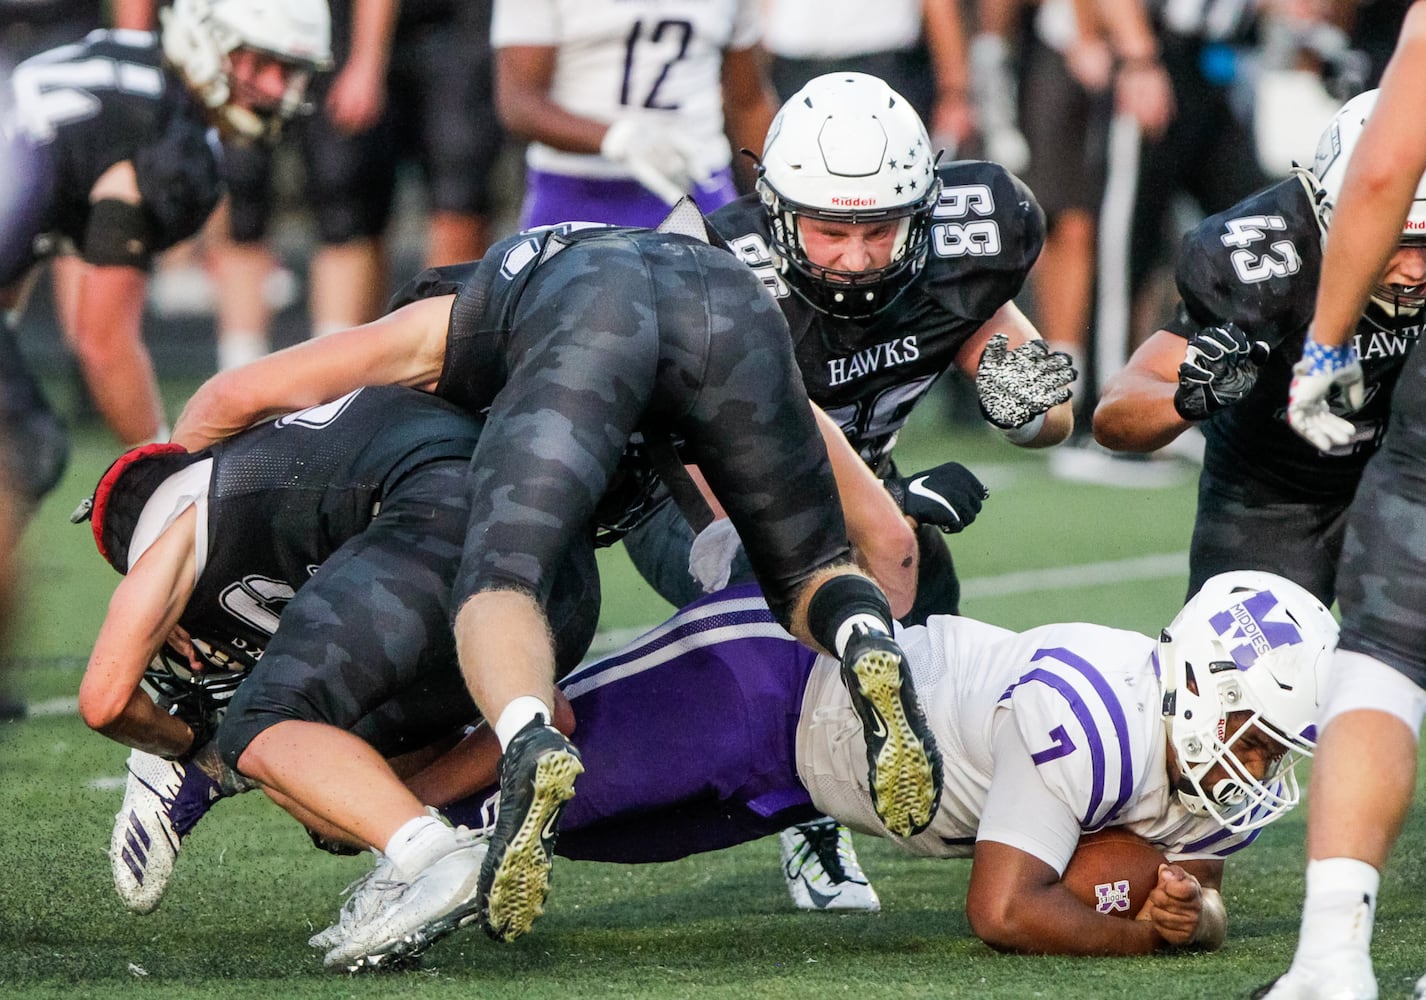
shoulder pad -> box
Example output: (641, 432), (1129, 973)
(1175, 179), (1322, 343)
(916, 160), (1046, 321)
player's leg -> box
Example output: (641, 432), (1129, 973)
(301, 101), (395, 336)
(407, 19), (500, 265)
(1187, 469), (1346, 606)
(1264, 421), (1426, 999)
(451, 238), (678, 942)
(666, 242), (941, 838)
(444, 585), (820, 859)
(217, 463), (487, 970)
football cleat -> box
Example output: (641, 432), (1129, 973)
(323, 833), (488, 972)
(840, 629), (942, 837)
(110, 748), (225, 914)
(308, 851), (401, 952)
(1252, 957), (1378, 1000)
(781, 818), (880, 912)
(477, 720), (583, 943)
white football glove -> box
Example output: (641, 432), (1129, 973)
(1286, 336), (1366, 452)
(601, 118), (711, 207)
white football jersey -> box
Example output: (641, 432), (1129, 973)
(795, 616), (1265, 871)
(491, 0), (759, 178)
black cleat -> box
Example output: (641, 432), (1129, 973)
(840, 630), (942, 837)
(477, 719), (583, 943)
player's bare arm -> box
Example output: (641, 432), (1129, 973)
(78, 506), (200, 758)
(967, 839), (1175, 955)
(1093, 329), (1194, 451)
(495, 45), (607, 153)
(171, 295), (454, 450)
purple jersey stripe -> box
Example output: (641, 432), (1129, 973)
(561, 586), (788, 699)
(1019, 646), (1137, 827)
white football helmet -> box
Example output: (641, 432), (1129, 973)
(1311, 88), (1426, 315)
(1158, 571), (1337, 833)
(160, 0), (333, 141)
(756, 72), (940, 319)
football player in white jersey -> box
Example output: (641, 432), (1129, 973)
(491, 0), (778, 227)
(306, 569), (1335, 965)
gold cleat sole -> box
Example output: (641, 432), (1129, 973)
(484, 749), (584, 942)
(850, 646), (937, 837)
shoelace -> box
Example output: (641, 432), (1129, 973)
(787, 822), (857, 884)
(332, 858), (408, 935)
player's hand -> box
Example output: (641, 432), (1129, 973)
(883, 461), (988, 534)
(1136, 864), (1203, 947)
(976, 333), (1076, 429)
(1172, 322), (1270, 421)
(1287, 333), (1366, 451)
(601, 119), (711, 206)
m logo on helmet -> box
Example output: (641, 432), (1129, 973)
(1208, 591), (1303, 668)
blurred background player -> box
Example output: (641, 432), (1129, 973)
(1093, 89), (1424, 609)
(758, 0), (974, 154)
(969, 0), (1172, 467)
(491, 0), (778, 227)
(0, 0), (331, 514)
(1263, 7), (1426, 997)
(199, 0), (506, 371)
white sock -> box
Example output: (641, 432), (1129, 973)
(493, 696), (552, 751)
(833, 615), (889, 658)
(217, 330), (268, 371)
(382, 813), (456, 880)
(1292, 857), (1380, 968)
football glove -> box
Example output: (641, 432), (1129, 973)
(601, 118), (711, 207)
(1172, 322), (1271, 421)
(884, 461), (988, 534)
(976, 333), (1076, 429)
(1287, 333), (1366, 451)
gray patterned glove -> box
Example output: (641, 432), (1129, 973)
(976, 333), (1076, 429)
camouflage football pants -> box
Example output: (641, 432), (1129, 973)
(452, 232), (851, 631)
(1335, 340), (1426, 687)
(218, 461), (599, 766)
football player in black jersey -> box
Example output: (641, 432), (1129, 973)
(625, 71), (1075, 628)
(0, 0), (330, 515)
(621, 71), (1076, 914)
(170, 208), (942, 965)
(76, 386), (586, 917)
(1093, 89), (1425, 609)
(1263, 12), (1426, 998)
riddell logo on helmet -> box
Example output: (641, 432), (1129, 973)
(830, 196), (878, 207)
(1406, 219), (1426, 231)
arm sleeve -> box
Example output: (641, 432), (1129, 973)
(976, 710), (1084, 874)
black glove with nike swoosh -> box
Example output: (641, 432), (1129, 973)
(883, 461), (988, 534)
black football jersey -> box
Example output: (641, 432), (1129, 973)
(710, 160), (1045, 468)
(0, 29), (220, 285)
(178, 386), (481, 672)
(1168, 175), (1420, 502)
